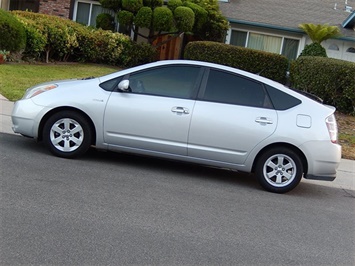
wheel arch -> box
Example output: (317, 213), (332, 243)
(251, 143), (308, 175)
(38, 107), (96, 145)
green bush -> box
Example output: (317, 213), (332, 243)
(12, 11), (79, 62)
(183, 2), (207, 32)
(7, 9), (232, 68)
(96, 13), (115, 31)
(122, 0), (143, 12)
(167, 0), (183, 11)
(174, 6), (195, 32)
(117, 10), (134, 26)
(0, 9), (26, 52)
(153, 7), (174, 31)
(12, 15), (46, 60)
(290, 56), (355, 114)
(134, 7), (153, 28)
(299, 42), (327, 57)
(184, 41), (289, 83)
(11, 11), (158, 67)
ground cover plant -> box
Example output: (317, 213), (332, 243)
(0, 63), (354, 160)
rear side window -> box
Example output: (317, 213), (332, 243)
(265, 85), (301, 110)
(201, 69), (272, 108)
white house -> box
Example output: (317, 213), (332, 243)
(219, 0), (355, 62)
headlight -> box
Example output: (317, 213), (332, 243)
(23, 84), (58, 99)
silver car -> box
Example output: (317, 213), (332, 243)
(11, 60), (341, 193)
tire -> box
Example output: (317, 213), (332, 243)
(255, 148), (303, 193)
(43, 111), (92, 158)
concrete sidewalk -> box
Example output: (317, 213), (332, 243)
(0, 94), (354, 190)
(0, 95), (14, 135)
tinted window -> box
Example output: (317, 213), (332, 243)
(265, 85), (301, 110)
(128, 66), (202, 99)
(202, 70), (272, 108)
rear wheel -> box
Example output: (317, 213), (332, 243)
(255, 148), (303, 193)
(43, 111), (92, 158)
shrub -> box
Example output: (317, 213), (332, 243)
(117, 10), (134, 26)
(11, 11), (157, 67)
(174, 6), (195, 32)
(183, 2), (207, 32)
(153, 7), (174, 31)
(96, 13), (115, 31)
(184, 41), (289, 83)
(167, 0), (183, 11)
(134, 7), (153, 28)
(299, 42), (327, 57)
(0, 9), (26, 52)
(122, 0), (143, 12)
(121, 41), (158, 67)
(290, 56), (355, 114)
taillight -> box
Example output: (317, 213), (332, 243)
(326, 114), (338, 144)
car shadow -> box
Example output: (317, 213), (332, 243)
(3, 133), (351, 198)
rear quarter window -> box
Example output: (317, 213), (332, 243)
(265, 85), (301, 110)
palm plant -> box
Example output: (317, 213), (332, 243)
(299, 23), (341, 44)
(298, 23), (341, 57)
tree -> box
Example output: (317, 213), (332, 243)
(298, 23), (341, 57)
(99, 0), (228, 45)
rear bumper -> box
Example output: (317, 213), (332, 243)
(304, 174), (336, 181)
(300, 141), (341, 182)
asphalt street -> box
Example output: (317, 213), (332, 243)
(1, 132), (355, 265)
(1, 97), (355, 265)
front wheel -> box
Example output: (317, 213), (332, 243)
(255, 148), (303, 193)
(43, 111), (92, 158)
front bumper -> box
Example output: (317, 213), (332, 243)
(11, 99), (48, 138)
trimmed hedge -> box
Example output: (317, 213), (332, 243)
(184, 41), (289, 84)
(11, 11), (157, 67)
(290, 56), (355, 114)
(0, 9), (26, 52)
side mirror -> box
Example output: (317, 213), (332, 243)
(117, 80), (130, 92)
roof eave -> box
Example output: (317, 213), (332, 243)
(228, 18), (355, 41)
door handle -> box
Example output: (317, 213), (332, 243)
(171, 107), (189, 114)
(255, 117), (273, 124)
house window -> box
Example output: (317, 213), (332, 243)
(9, 0), (39, 12)
(328, 44), (340, 51)
(230, 30), (300, 60)
(74, 0), (105, 27)
(346, 47), (355, 53)
(248, 33), (282, 54)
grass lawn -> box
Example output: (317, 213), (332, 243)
(1, 62), (354, 160)
(0, 63), (119, 101)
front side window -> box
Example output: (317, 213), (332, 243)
(127, 66), (202, 99)
(202, 69), (272, 108)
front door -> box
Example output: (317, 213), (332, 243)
(103, 65), (203, 156)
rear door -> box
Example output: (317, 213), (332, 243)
(103, 65), (203, 155)
(188, 68), (278, 165)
